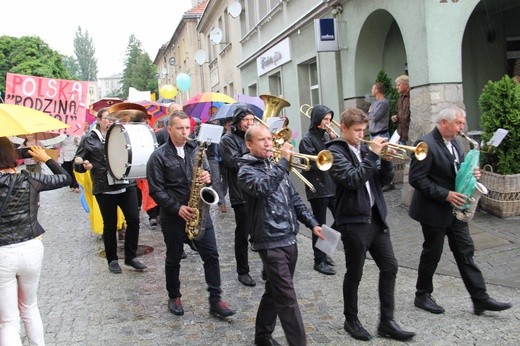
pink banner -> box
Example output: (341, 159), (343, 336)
(5, 73), (88, 134)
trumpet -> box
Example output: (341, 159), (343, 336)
(271, 148), (333, 172)
(300, 104), (341, 138)
(360, 139), (428, 161)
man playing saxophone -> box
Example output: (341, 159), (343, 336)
(409, 106), (511, 316)
(146, 111), (236, 319)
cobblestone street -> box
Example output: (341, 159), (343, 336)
(34, 185), (519, 345)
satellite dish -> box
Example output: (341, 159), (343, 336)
(194, 50), (207, 66)
(210, 27), (223, 45)
(168, 57), (176, 66)
(228, 2), (242, 18)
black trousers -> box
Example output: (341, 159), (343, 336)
(338, 206), (398, 322)
(95, 187), (140, 263)
(160, 211), (222, 304)
(309, 196), (336, 264)
(416, 219), (488, 300)
(233, 204), (251, 275)
(256, 244), (306, 346)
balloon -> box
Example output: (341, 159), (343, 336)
(176, 73), (192, 92)
(160, 84), (178, 99)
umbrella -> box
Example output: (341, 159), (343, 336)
(183, 92), (236, 122)
(209, 103), (263, 123)
(0, 104), (69, 137)
(234, 94), (265, 110)
(135, 100), (171, 127)
(11, 132), (67, 147)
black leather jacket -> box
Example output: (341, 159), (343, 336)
(74, 126), (135, 195)
(0, 160), (71, 246)
(299, 104), (336, 200)
(326, 139), (394, 226)
(219, 129), (248, 207)
(146, 138), (208, 216)
(237, 154), (319, 251)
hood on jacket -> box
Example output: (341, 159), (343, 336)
(231, 105), (255, 133)
(309, 105), (333, 130)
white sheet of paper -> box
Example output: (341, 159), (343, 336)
(197, 124), (224, 144)
(315, 224), (341, 257)
(389, 130), (400, 144)
(488, 128), (508, 147)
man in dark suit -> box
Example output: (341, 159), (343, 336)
(409, 106), (512, 316)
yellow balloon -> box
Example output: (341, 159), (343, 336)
(160, 85), (178, 99)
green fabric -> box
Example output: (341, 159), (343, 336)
(455, 149), (479, 210)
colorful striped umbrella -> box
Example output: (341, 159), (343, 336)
(183, 92), (236, 122)
(135, 100), (172, 127)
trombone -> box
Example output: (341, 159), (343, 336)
(300, 104), (341, 138)
(360, 139), (429, 161)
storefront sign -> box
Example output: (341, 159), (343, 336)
(314, 18), (339, 52)
(257, 38), (291, 76)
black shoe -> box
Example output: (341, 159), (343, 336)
(378, 320), (415, 341)
(254, 335), (282, 346)
(108, 260), (122, 274)
(238, 273), (256, 287)
(473, 297), (512, 315)
(314, 262), (336, 275)
(124, 258), (147, 271)
(382, 183), (396, 192)
(414, 293), (445, 314)
(325, 255), (335, 266)
(344, 319), (371, 341)
(181, 250), (187, 259)
(168, 297), (184, 316)
(210, 300), (236, 318)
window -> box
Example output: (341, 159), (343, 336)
(248, 84), (257, 96)
(506, 36), (520, 77)
(309, 61), (319, 105)
(268, 72), (281, 97)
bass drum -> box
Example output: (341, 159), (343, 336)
(106, 123), (158, 180)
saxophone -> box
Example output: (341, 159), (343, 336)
(185, 141), (219, 240)
(453, 132), (489, 222)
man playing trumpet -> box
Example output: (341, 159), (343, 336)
(238, 124), (324, 346)
(326, 108), (415, 342)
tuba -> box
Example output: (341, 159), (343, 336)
(185, 141), (219, 240)
(453, 132), (489, 222)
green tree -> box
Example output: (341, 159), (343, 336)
(62, 55), (80, 80)
(0, 35), (70, 94)
(375, 70), (399, 133)
(120, 34), (158, 99)
(73, 27), (98, 81)
(479, 75), (520, 175)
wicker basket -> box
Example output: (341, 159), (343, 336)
(479, 168), (520, 218)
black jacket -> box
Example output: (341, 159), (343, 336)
(299, 104), (336, 200)
(73, 126), (135, 195)
(326, 139), (394, 226)
(146, 138), (208, 216)
(0, 160), (71, 246)
(219, 129), (248, 207)
(237, 154), (319, 251)
(409, 127), (464, 227)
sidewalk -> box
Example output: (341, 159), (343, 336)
(35, 186), (519, 345)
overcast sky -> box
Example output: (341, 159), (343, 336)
(1, 0), (193, 77)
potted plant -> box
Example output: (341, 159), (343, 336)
(478, 75), (520, 218)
